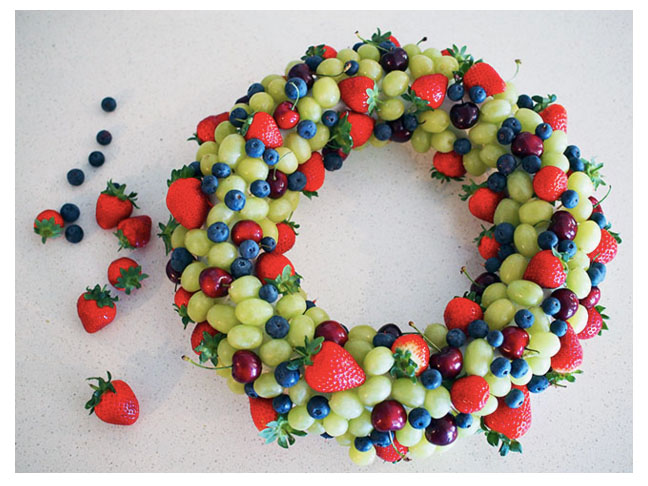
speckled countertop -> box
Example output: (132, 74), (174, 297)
(15, 10), (632, 472)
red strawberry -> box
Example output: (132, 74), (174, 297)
(587, 228), (618, 264)
(243, 112), (283, 148)
(451, 375), (490, 413)
(33, 209), (64, 243)
(95, 180), (138, 229)
(388, 35), (400, 47)
(343, 111), (374, 148)
(551, 323), (583, 373)
(194, 112), (228, 143)
(444, 297), (484, 334)
(304, 341), (366, 393)
(275, 222), (296, 254)
(391, 334), (430, 377)
(338, 76), (375, 113)
(533, 166), (568, 202)
(375, 438), (408, 463)
(540, 104), (567, 133)
(478, 233), (500, 260)
(191, 322), (219, 355)
(255, 252), (295, 283)
(468, 188), (504, 223)
(483, 384), (531, 439)
(577, 306), (604, 340)
(463, 62), (506, 96)
(441, 48), (451, 56)
(297, 152), (325, 193)
(85, 371), (139, 426)
(322, 45), (337, 59)
(107, 257), (148, 294)
(432, 151), (466, 180)
(249, 397), (278, 431)
(166, 177), (211, 230)
(523, 250), (567, 288)
(77, 285), (118, 333)
(273, 101), (300, 130)
(115, 215), (152, 250)
(411, 74), (448, 109)
(174, 287), (195, 328)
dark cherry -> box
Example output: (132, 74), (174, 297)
(166, 259), (181, 283)
(323, 146), (349, 161)
(388, 117), (413, 143)
(589, 196), (604, 214)
(425, 413), (458, 446)
(429, 347), (463, 380)
(579, 286), (601, 309)
(511, 132), (544, 158)
(231, 350), (262, 384)
(287, 63), (315, 89)
(231, 220), (263, 245)
(199, 267), (233, 298)
(551, 288), (579, 320)
(499, 327), (529, 360)
(471, 272), (501, 297)
(549, 211), (578, 240)
(235, 95), (249, 104)
(314, 320), (348, 346)
(371, 400), (407, 432)
(379, 47), (409, 73)
(377, 323), (402, 338)
(266, 170), (288, 199)
(449, 102), (480, 129)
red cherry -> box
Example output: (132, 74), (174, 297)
(511, 132), (544, 158)
(231, 350), (262, 383)
(579, 286), (601, 309)
(371, 400), (407, 432)
(266, 171), (288, 199)
(198, 267), (233, 298)
(429, 347), (463, 380)
(589, 196), (604, 214)
(273, 101), (300, 130)
(499, 327), (529, 359)
(314, 320), (348, 346)
(231, 220), (263, 246)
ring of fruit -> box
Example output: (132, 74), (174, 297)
(160, 30), (620, 465)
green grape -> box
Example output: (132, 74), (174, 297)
(215, 174), (246, 201)
(344, 339), (373, 365)
(382, 70), (410, 97)
(357, 44), (380, 61)
(510, 367), (532, 386)
(568, 172), (594, 198)
(518, 199), (554, 225)
(391, 378), (426, 408)
(287, 405), (315, 431)
(424, 386), (451, 419)
(184, 229), (212, 257)
(329, 390), (364, 419)
(249, 92), (274, 114)
(316, 58), (343, 76)
(267, 78), (288, 104)
(480, 99), (512, 123)
(261, 73), (283, 88)
(196, 141), (219, 162)
(288, 379), (313, 406)
(566, 267), (592, 299)
(409, 436), (438, 459)
(493, 198), (521, 226)
(435, 55), (459, 79)
(422, 47), (442, 60)
(464, 338), (494, 377)
(463, 149), (488, 176)
(215, 121), (237, 144)
(277, 294), (307, 320)
(236, 157), (269, 183)
(206, 203), (235, 227)
(284, 133), (312, 163)
(258, 219), (278, 241)
(227, 376), (246, 395)
(527, 306), (550, 334)
(308, 123), (330, 151)
(287, 314), (315, 347)
(187, 291), (216, 322)
(370, 134), (390, 148)
(307, 420), (325, 435)
(259, 339), (292, 367)
(199, 153), (219, 176)
(304, 306), (330, 325)
(430, 130), (456, 152)
(207, 242), (237, 270)
(231, 102), (250, 114)
(217, 339), (236, 366)
(402, 43), (422, 58)
(267, 198), (293, 223)
(473, 394), (498, 416)
(227, 324), (263, 350)
(507, 170), (534, 204)
(458, 414), (482, 438)
(170, 224), (188, 249)
(567, 196), (594, 222)
(378, 98), (405, 121)
(395, 422), (424, 447)
(418, 109), (450, 133)
(513, 223), (541, 258)
(282, 190), (300, 212)
(312, 77), (340, 108)
(335, 431), (354, 446)
(506, 279), (543, 306)
(409, 54), (435, 79)
(573, 220), (601, 254)
(499, 254), (529, 284)
(541, 152), (570, 172)
(484, 299), (516, 330)
(323, 411), (349, 437)
(481, 282), (508, 308)
(348, 325), (376, 343)
(357, 59), (383, 81)
(515, 108), (543, 133)
(252, 375), (285, 399)
(527, 355), (551, 375)
(543, 129), (568, 154)
(469, 122), (498, 145)
(296, 97), (322, 123)
(484, 372), (512, 398)
(479, 144), (507, 168)
(363, 347), (395, 376)
(527, 331), (560, 358)
(424, 323), (448, 350)
(493, 81), (518, 105)
(180, 261), (207, 292)
(411, 127), (431, 153)
(568, 304), (588, 334)
(348, 409), (373, 437)
(218, 134), (246, 169)
(349, 444), (376, 466)
(239, 197), (269, 222)
(235, 298), (274, 326)
(275, 146), (299, 174)
(337, 47), (360, 63)
(207, 303), (240, 333)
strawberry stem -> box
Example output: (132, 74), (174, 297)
(182, 355), (231, 370)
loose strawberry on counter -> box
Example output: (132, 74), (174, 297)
(95, 180), (138, 229)
(33, 209), (64, 243)
(77, 284), (118, 333)
(107, 257), (148, 294)
(85, 371), (139, 426)
(114, 215), (152, 250)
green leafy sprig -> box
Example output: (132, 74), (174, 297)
(480, 417), (523, 456)
(157, 216), (179, 255)
(259, 416), (307, 448)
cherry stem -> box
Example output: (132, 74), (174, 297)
(408, 321), (441, 352)
(388, 431), (406, 459)
(510, 59), (522, 81)
(524, 347), (540, 354)
(416, 36), (428, 46)
(182, 355), (231, 370)
(593, 185), (612, 207)
(460, 266), (477, 286)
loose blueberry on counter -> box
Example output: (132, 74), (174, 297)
(265, 315), (290, 339)
(60, 203), (80, 223)
(207, 222), (229, 243)
(200, 175), (218, 195)
(510, 358), (529, 379)
(408, 407), (432, 429)
(516, 94), (534, 109)
(272, 394), (293, 414)
(535, 122), (553, 140)
(514, 309), (535, 329)
(468, 85), (486, 104)
(245, 138), (265, 158)
(541, 297), (561, 316)
(505, 388), (525, 408)
(527, 375), (550, 393)
(322, 110), (339, 127)
(230, 258), (253, 278)
(259, 236), (276, 252)
(453, 137), (471, 155)
(550, 319), (568, 337)
(88, 151), (105, 167)
(259, 283), (279, 303)
(212, 162), (231, 178)
(419, 368), (442, 390)
(561, 189), (579, 209)
(467, 319), (489, 339)
(455, 413), (473, 429)
(101, 97), (117, 112)
(64, 224), (84, 243)
(447, 82), (464, 101)
(307, 395), (330, 419)
(67, 168), (85, 186)
(274, 361), (300, 388)
(490, 357), (511, 378)
(521, 154), (542, 174)
(354, 436), (373, 452)
(96, 130), (112, 146)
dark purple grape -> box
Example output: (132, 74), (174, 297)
(471, 272), (501, 297)
(450, 102), (480, 129)
(551, 288), (579, 320)
(287, 63), (315, 89)
(549, 211), (577, 240)
(266, 170), (288, 199)
(377, 323), (402, 338)
(388, 117), (413, 143)
(166, 259), (181, 283)
(379, 48), (409, 73)
(425, 414), (458, 445)
(511, 132), (544, 158)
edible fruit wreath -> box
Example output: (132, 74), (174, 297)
(159, 29), (620, 465)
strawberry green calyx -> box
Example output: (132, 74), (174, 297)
(430, 167), (463, 183)
(355, 28), (393, 51)
(301, 190), (319, 199)
(266, 265), (303, 294)
(480, 417), (523, 456)
(581, 158), (607, 190)
(301, 44), (326, 60)
(166, 166), (196, 187)
(259, 415), (307, 449)
(473, 225), (496, 245)
(390, 348), (419, 382)
(289, 336), (325, 369)
(102, 180), (139, 208)
(282, 218), (300, 235)
(550, 247), (571, 275)
(366, 85), (382, 115)
(84, 285), (118, 308)
(546, 369), (583, 387)
(402, 87), (434, 116)
(114, 229), (134, 251)
(34, 217), (63, 243)
(116, 265), (148, 295)
(446, 44), (481, 80)
(531, 94), (557, 113)
(173, 303), (194, 329)
(239, 114), (255, 137)
(186, 133), (202, 145)
(85, 371), (116, 415)
(597, 305), (610, 335)
(328, 114), (353, 154)
(195, 332), (227, 366)
(459, 179), (487, 201)
(157, 216), (179, 255)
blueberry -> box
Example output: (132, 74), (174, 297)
(550, 319), (568, 337)
(212, 162), (231, 178)
(285, 77), (307, 100)
(467, 319), (489, 339)
(590, 212), (608, 229)
(588, 262), (606, 286)
(527, 375), (550, 393)
(497, 127), (515, 145)
(244, 382), (258, 398)
(320, 432), (333, 439)
(446, 328), (466, 348)
(59, 203), (80, 223)
(207, 222), (229, 243)
(490, 357), (511, 377)
(502, 117), (522, 134)
(455, 413), (473, 429)
(369, 430), (391, 447)
(557, 239), (577, 258)
(408, 407), (431, 429)
(306, 395), (330, 419)
(453, 137), (471, 155)
(569, 157), (585, 172)
(402, 114), (418, 132)
(259, 283), (279, 303)
(514, 309), (535, 329)
(189, 161), (202, 176)
(542, 297), (561, 316)
(487, 330), (504, 347)
(535, 122), (553, 140)
(239, 239), (260, 259)
(521, 155), (542, 174)
(564, 145), (581, 160)
(250, 180), (271, 198)
(274, 361), (300, 388)
(469, 85), (487, 103)
(266, 315), (290, 339)
(344, 60), (359, 76)
(420, 368), (442, 389)
(305, 300), (316, 310)
(372, 332), (396, 348)
(505, 388), (525, 408)
(354, 436), (373, 452)
(247, 82), (265, 97)
(201, 175), (218, 194)
(64, 224), (84, 243)
(496, 154), (517, 175)
(305, 55), (323, 71)
(537, 230), (559, 250)
(497, 244), (516, 260)
(96, 130), (112, 146)
(245, 138), (265, 158)
(487, 172), (507, 193)
(230, 258), (253, 278)
(297, 120), (317, 139)
(484, 257), (501, 273)
(224, 189), (246, 211)
(378, 40), (396, 51)
(373, 122), (392, 141)
(272, 394), (293, 414)
(323, 152), (343, 171)
(260, 236), (276, 252)
(263, 148), (280, 166)
(352, 41), (365, 51)
(494, 223), (515, 244)
(510, 359), (529, 379)
(322, 110), (339, 127)
(66, 168), (85, 186)
(516, 94), (534, 109)
(561, 190), (579, 209)
(170, 247), (194, 273)
(88, 151), (105, 167)
(287, 171), (307, 191)
(229, 107), (248, 127)
(101, 97), (117, 112)
(447, 83), (464, 101)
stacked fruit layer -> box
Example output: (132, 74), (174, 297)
(161, 30), (618, 465)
